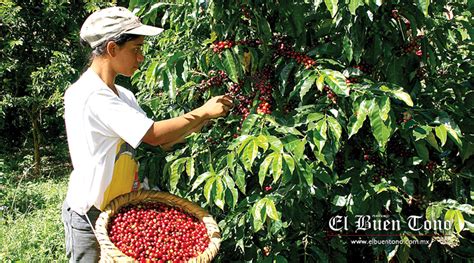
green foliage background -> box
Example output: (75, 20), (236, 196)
(130, 0), (473, 262)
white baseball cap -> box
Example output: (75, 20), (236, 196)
(80, 6), (164, 48)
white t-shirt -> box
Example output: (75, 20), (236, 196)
(64, 68), (154, 215)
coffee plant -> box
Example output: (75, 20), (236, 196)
(130, 0), (473, 262)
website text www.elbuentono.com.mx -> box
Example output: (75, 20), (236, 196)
(349, 238), (430, 245)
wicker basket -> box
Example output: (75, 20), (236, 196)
(95, 190), (221, 262)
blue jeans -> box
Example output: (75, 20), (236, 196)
(62, 201), (101, 262)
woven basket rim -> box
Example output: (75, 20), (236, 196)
(95, 190), (221, 263)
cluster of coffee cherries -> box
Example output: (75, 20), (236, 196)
(353, 62), (373, 74)
(399, 111), (413, 124)
(206, 134), (226, 145)
(232, 93), (253, 122)
(240, 5), (251, 20)
(264, 185), (273, 192)
(211, 39), (262, 53)
(363, 150), (391, 183)
(262, 245), (272, 257)
(225, 81), (252, 122)
(108, 202), (210, 262)
(283, 100), (298, 114)
(425, 160), (437, 173)
(416, 67), (427, 79)
(211, 40), (235, 53)
(387, 138), (412, 158)
(255, 68), (274, 115)
(323, 85), (337, 104)
(236, 39), (262, 47)
(198, 70), (228, 93)
(273, 41), (316, 69)
(345, 77), (358, 85)
(402, 36), (424, 57)
(410, 194), (429, 211)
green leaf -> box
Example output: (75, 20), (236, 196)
(204, 176), (216, 205)
(275, 255), (289, 263)
(275, 125), (304, 136)
(376, 185), (399, 194)
(203, 31), (218, 46)
(301, 161), (314, 186)
(237, 135), (254, 155)
(254, 199), (267, 221)
(165, 69), (176, 99)
(185, 157), (195, 180)
(306, 112), (325, 123)
(315, 165), (332, 185)
(257, 16), (272, 42)
(435, 125), (448, 146)
(252, 198), (267, 232)
(227, 152), (236, 171)
(332, 195), (348, 207)
(378, 96), (391, 121)
(368, 99), (394, 149)
(414, 141), (429, 162)
(255, 134), (269, 152)
(299, 73), (317, 101)
(413, 125), (431, 141)
(445, 209), (465, 234)
(249, 48), (259, 74)
(316, 74), (325, 92)
(283, 136), (306, 161)
(445, 209), (455, 222)
(234, 164), (246, 194)
(425, 131), (441, 152)
(323, 69), (350, 96)
(223, 49), (239, 83)
(191, 171), (212, 192)
(348, 99), (370, 137)
(417, 0), (430, 16)
(272, 152), (283, 183)
(259, 153), (274, 186)
(214, 177), (225, 210)
(283, 153), (295, 175)
(343, 35), (353, 62)
(426, 205), (443, 221)
(309, 118), (327, 154)
(265, 199), (280, 221)
(324, 0), (338, 17)
(327, 116), (342, 143)
(444, 123), (463, 149)
(266, 136), (284, 152)
(453, 210), (465, 234)
(145, 60), (158, 86)
(241, 139), (259, 171)
(241, 114), (260, 134)
(390, 88), (414, 107)
(223, 173), (238, 208)
(170, 158), (187, 191)
(349, 0), (363, 15)
(280, 61), (296, 96)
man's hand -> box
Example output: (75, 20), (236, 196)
(199, 95), (234, 119)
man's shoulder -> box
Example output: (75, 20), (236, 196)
(65, 70), (94, 97)
(116, 85), (136, 100)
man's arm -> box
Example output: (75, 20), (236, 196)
(160, 120), (210, 151)
(142, 95), (232, 147)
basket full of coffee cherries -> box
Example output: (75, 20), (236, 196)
(95, 190), (221, 262)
